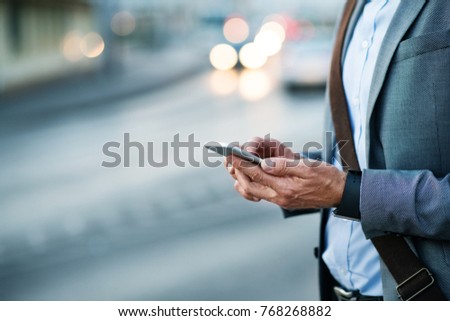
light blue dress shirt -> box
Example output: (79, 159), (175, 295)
(322, 0), (400, 296)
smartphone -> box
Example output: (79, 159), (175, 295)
(204, 142), (262, 165)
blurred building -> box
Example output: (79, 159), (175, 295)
(0, 0), (107, 92)
(0, 0), (209, 93)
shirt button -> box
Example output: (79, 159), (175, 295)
(361, 40), (369, 49)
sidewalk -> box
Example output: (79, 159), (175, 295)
(0, 45), (209, 120)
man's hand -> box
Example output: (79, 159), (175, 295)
(224, 137), (297, 202)
(231, 156), (347, 209)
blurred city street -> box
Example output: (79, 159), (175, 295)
(0, 0), (343, 301)
(0, 67), (324, 300)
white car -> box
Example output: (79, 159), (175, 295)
(281, 39), (332, 89)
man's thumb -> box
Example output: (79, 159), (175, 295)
(261, 157), (291, 176)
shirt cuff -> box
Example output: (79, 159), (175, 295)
(333, 170), (362, 221)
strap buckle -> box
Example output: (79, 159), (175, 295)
(396, 268), (435, 301)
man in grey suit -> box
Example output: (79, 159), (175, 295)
(226, 0), (449, 300)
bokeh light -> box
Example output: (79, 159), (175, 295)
(260, 21), (286, 43)
(209, 70), (239, 96)
(238, 43), (267, 69)
(80, 32), (105, 58)
(238, 69), (271, 101)
(209, 44), (238, 70)
(254, 29), (283, 57)
(111, 11), (136, 36)
(223, 17), (249, 44)
(61, 31), (83, 62)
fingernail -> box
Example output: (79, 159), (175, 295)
(253, 197), (260, 202)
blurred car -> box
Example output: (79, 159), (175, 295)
(280, 39), (332, 89)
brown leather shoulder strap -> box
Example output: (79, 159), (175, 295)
(329, 0), (359, 171)
(371, 236), (446, 300)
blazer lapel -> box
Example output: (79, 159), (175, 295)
(365, 0), (426, 161)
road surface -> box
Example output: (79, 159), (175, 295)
(0, 68), (325, 300)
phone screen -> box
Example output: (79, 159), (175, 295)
(204, 142), (262, 165)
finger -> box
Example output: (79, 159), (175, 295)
(244, 137), (296, 159)
(231, 157), (282, 191)
(228, 166), (237, 180)
(224, 155), (233, 168)
(231, 155), (260, 171)
(259, 137), (296, 159)
(235, 169), (277, 201)
(260, 157), (318, 177)
(231, 157), (266, 182)
(277, 142), (296, 159)
(223, 156), (237, 179)
(242, 137), (265, 157)
(264, 139), (288, 158)
(243, 137), (281, 158)
(234, 180), (260, 202)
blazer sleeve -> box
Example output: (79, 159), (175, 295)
(360, 169), (450, 241)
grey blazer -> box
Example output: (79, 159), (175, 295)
(287, 0), (450, 300)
